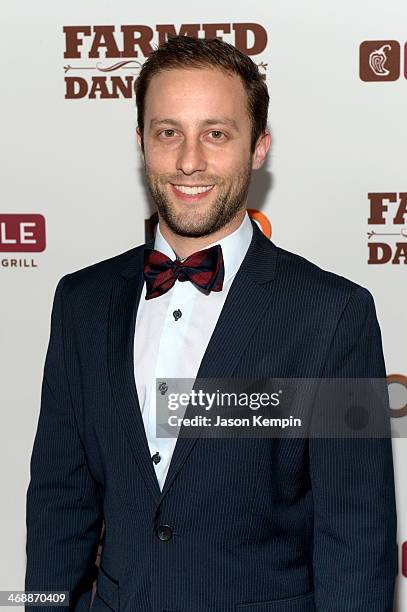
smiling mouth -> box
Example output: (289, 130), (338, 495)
(171, 184), (215, 195)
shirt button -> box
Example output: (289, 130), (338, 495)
(158, 382), (168, 395)
(157, 524), (173, 541)
(151, 452), (161, 464)
(173, 309), (182, 321)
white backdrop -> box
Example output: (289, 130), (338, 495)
(1, 1), (406, 609)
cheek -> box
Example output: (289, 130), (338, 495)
(217, 153), (251, 178)
(145, 147), (174, 173)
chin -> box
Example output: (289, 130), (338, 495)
(164, 212), (215, 237)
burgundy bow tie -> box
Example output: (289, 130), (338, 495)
(143, 244), (224, 300)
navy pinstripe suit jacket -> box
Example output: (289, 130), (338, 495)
(25, 219), (398, 612)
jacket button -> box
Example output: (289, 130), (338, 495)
(157, 524), (172, 541)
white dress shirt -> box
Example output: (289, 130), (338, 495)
(134, 212), (253, 490)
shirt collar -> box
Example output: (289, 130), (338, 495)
(154, 211), (253, 283)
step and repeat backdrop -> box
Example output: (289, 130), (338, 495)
(1, 0), (406, 608)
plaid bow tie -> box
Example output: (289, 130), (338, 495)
(143, 244), (224, 300)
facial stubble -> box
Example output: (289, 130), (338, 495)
(143, 158), (252, 238)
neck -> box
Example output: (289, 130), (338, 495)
(158, 209), (247, 260)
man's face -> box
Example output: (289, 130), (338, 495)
(136, 67), (269, 237)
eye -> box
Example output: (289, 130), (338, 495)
(160, 129), (176, 138)
(209, 130), (226, 140)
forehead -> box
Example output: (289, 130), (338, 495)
(144, 67), (249, 125)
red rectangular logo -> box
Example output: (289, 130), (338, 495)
(0, 214), (46, 252)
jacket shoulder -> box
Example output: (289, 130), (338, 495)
(58, 243), (145, 298)
(273, 242), (374, 308)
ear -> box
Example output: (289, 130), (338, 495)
(136, 127), (145, 158)
(251, 129), (271, 170)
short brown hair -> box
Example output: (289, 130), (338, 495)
(135, 35), (269, 153)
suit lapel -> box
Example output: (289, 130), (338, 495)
(159, 221), (278, 500)
(107, 241), (162, 506)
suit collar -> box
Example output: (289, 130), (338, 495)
(238, 218), (278, 285)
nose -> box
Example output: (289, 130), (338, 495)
(176, 136), (207, 175)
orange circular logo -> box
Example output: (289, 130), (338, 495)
(388, 374), (407, 418)
(247, 209), (272, 238)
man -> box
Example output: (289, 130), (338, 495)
(25, 36), (397, 612)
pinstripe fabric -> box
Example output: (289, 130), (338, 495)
(25, 220), (397, 612)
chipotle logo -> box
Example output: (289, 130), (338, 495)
(359, 40), (407, 81)
(359, 40), (401, 81)
(63, 23), (269, 100)
(0, 214), (46, 252)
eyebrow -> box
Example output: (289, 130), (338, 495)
(149, 117), (239, 131)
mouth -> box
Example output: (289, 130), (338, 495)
(170, 183), (215, 201)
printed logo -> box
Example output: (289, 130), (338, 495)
(388, 374), (407, 419)
(359, 40), (400, 81)
(0, 214), (46, 252)
(369, 44), (392, 76)
(367, 193), (407, 264)
(402, 542), (407, 577)
(63, 23), (269, 100)
(246, 209), (272, 238)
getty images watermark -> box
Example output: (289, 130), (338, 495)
(155, 378), (392, 439)
(164, 387), (299, 429)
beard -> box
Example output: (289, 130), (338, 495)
(143, 159), (252, 238)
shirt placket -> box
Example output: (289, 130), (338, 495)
(146, 280), (196, 488)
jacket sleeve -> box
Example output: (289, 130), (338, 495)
(309, 286), (398, 612)
(25, 276), (104, 611)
